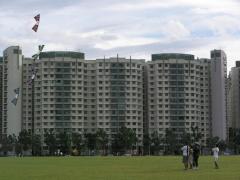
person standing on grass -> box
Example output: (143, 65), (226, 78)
(193, 143), (200, 169)
(212, 144), (219, 169)
(181, 143), (189, 170)
(188, 146), (193, 169)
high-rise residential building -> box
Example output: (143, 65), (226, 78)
(0, 57), (3, 139)
(21, 51), (145, 143)
(146, 53), (211, 144)
(210, 50), (227, 140)
(1, 46), (229, 146)
(22, 58), (34, 132)
(227, 61), (240, 132)
(94, 57), (144, 141)
(2, 46), (23, 136)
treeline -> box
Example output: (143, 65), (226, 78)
(0, 127), (138, 156)
(0, 127), (240, 156)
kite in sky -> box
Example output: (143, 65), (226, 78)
(11, 88), (20, 106)
(27, 64), (38, 85)
(32, 45), (45, 61)
(28, 14), (44, 85)
(27, 45), (44, 85)
(32, 14), (40, 32)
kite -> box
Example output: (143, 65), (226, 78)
(27, 45), (44, 84)
(32, 45), (45, 61)
(28, 13), (44, 84)
(32, 14), (40, 32)
(27, 65), (38, 85)
(11, 88), (20, 106)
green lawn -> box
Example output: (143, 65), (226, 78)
(0, 156), (240, 180)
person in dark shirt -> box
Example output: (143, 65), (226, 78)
(193, 143), (200, 169)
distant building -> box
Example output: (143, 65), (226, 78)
(210, 50), (227, 140)
(0, 57), (2, 139)
(1, 46), (229, 146)
(22, 58), (34, 133)
(2, 46), (23, 136)
(21, 51), (145, 144)
(227, 61), (240, 135)
(146, 53), (211, 144)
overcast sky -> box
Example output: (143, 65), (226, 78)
(0, 0), (240, 72)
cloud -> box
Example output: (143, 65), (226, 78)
(0, 0), (240, 72)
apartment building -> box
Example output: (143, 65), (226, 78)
(21, 51), (144, 142)
(1, 46), (228, 145)
(94, 57), (144, 140)
(2, 46), (23, 136)
(210, 50), (227, 140)
(146, 53), (211, 144)
(22, 58), (34, 132)
(0, 57), (2, 138)
(228, 61), (240, 132)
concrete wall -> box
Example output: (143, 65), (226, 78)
(3, 46), (22, 136)
(210, 50), (227, 140)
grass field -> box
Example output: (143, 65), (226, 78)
(0, 156), (240, 180)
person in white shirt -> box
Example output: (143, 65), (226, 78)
(212, 144), (219, 169)
(181, 144), (189, 170)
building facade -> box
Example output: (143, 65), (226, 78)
(0, 57), (2, 139)
(1, 46), (228, 146)
(210, 50), (227, 140)
(21, 52), (145, 143)
(22, 58), (34, 132)
(146, 53), (211, 144)
(2, 46), (23, 136)
(228, 61), (240, 131)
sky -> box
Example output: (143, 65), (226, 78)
(0, 0), (240, 72)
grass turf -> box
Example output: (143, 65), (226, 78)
(0, 156), (240, 180)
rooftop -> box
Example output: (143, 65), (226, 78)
(152, 53), (195, 61)
(39, 51), (85, 59)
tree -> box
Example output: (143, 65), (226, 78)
(191, 126), (202, 142)
(44, 130), (57, 155)
(126, 128), (137, 154)
(234, 133), (240, 154)
(72, 133), (83, 155)
(112, 127), (137, 155)
(150, 131), (161, 155)
(58, 132), (71, 155)
(84, 133), (97, 155)
(0, 134), (17, 155)
(180, 132), (191, 145)
(18, 130), (32, 154)
(229, 129), (240, 154)
(206, 136), (219, 149)
(96, 129), (108, 155)
(32, 134), (42, 156)
(218, 139), (227, 151)
(143, 133), (151, 155)
(164, 129), (178, 155)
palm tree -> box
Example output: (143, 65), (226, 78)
(18, 130), (32, 155)
(0, 134), (17, 156)
(165, 129), (178, 155)
(143, 133), (151, 155)
(72, 133), (83, 155)
(84, 133), (97, 155)
(191, 126), (202, 142)
(112, 127), (137, 155)
(32, 134), (42, 156)
(57, 132), (71, 155)
(150, 131), (161, 155)
(44, 130), (57, 155)
(96, 129), (108, 155)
